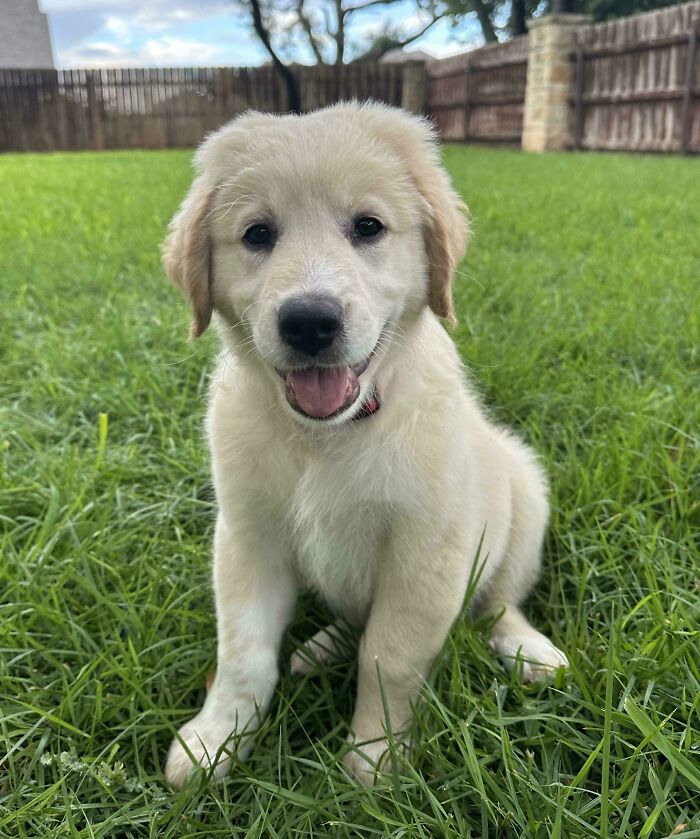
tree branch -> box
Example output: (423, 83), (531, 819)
(508, 0), (527, 35)
(469, 0), (498, 42)
(343, 0), (405, 15)
(296, 0), (327, 64)
(352, 12), (444, 61)
(248, 0), (301, 111)
(394, 14), (442, 48)
(334, 0), (345, 64)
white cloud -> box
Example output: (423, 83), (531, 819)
(58, 40), (124, 65)
(43, 0), (230, 14)
(46, 0), (264, 67)
(269, 10), (300, 32)
(141, 36), (220, 65)
(103, 15), (130, 39)
(59, 35), (223, 67)
(393, 11), (433, 34)
(45, 0), (485, 68)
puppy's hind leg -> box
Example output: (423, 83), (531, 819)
(488, 603), (568, 682)
(290, 622), (351, 675)
(478, 455), (568, 682)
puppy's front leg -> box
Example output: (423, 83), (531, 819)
(345, 523), (466, 785)
(165, 514), (295, 788)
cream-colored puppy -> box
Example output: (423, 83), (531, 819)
(162, 102), (568, 788)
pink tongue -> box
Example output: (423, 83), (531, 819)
(286, 367), (354, 418)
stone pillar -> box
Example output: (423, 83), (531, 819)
(522, 14), (589, 152)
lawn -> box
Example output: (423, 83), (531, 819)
(1, 145), (698, 839)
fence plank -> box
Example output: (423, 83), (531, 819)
(427, 36), (528, 146)
(0, 61), (425, 152)
(680, 20), (698, 151)
(2, 5), (698, 156)
(574, 43), (585, 149)
(577, 1), (700, 151)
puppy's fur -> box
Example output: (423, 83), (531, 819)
(162, 103), (567, 788)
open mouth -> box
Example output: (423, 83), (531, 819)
(277, 356), (371, 420)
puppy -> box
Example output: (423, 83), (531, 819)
(162, 102), (568, 788)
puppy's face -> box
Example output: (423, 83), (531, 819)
(163, 105), (468, 426)
(210, 136), (428, 423)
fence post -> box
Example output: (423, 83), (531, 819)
(522, 13), (590, 151)
(680, 16), (698, 154)
(573, 40), (585, 149)
(85, 71), (104, 150)
(400, 61), (427, 114)
(463, 61), (472, 142)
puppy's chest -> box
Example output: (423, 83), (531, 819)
(285, 456), (394, 622)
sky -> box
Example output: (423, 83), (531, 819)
(41, 0), (486, 68)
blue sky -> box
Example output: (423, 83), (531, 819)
(42, 0), (486, 68)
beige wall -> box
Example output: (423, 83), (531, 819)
(522, 15), (589, 152)
(0, 0), (54, 69)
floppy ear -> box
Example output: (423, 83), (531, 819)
(411, 163), (469, 327)
(161, 112), (274, 339)
(162, 176), (213, 339)
(353, 104), (468, 326)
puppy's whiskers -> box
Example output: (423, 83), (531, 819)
(453, 267), (485, 292)
(221, 301), (262, 335)
(208, 192), (257, 224)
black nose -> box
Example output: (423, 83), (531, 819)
(278, 295), (344, 356)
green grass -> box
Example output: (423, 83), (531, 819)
(1, 145), (699, 838)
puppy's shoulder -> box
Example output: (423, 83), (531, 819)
(206, 355), (278, 444)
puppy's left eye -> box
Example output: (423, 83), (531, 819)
(355, 217), (383, 239)
(244, 224), (273, 247)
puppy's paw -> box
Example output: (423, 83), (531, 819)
(490, 632), (568, 682)
(342, 734), (408, 786)
(290, 625), (343, 676)
(289, 644), (322, 676)
(290, 653), (310, 676)
(343, 737), (388, 786)
(165, 710), (252, 789)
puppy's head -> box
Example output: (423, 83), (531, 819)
(163, 103), (468, 425)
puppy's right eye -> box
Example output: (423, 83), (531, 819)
(355, 217), (383, 239)
(243, 224), (273, 247)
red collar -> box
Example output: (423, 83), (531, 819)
(352, 389), (380, 421)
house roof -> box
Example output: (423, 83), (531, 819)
(379, 48), (434, 64)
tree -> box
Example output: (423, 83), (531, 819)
(236, 0), (519, 110)
(250, 0), (301, 112)
(458, 0), (498, 42)
(238, 0), (460, 111)
(242, 0), (455, 67)
(506, 0), (542, 37)
(239, 0), (679, 111)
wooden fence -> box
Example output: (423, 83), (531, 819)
(1, 2), (699, 154)
(427, 37), (528, 144)
(0, 63), (405, 152)
(573, 2), (700, 152)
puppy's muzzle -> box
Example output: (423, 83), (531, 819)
(278, 295), (343, 357)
